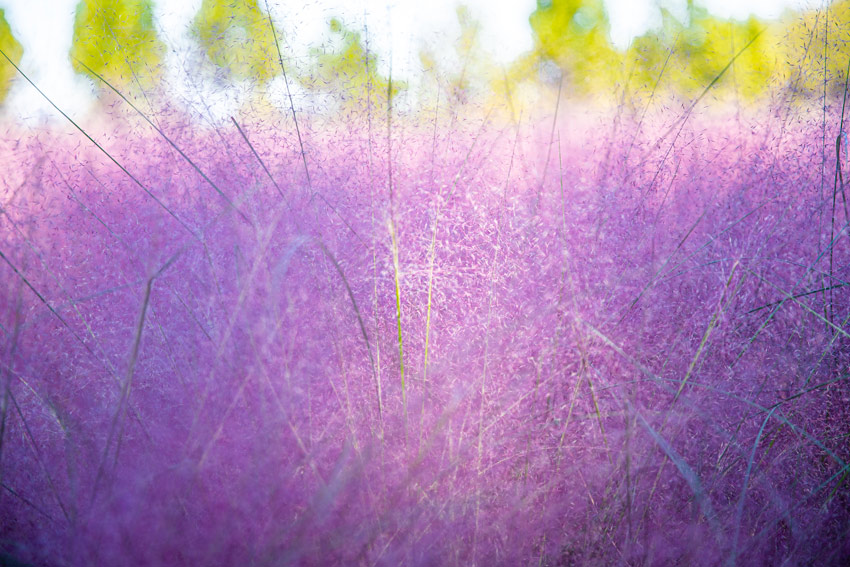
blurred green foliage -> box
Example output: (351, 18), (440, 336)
(71, 0), (164, 88)
(193, 0), (282, 83)
(0, 8), (23, 103)
(780, 0), (850, 99)
(302, 18), (400, 110)
(2, 0), (848, 108)
(527, 0), (850, 101)
(622, 2), (776, 100)
(529, 0), (621, 93)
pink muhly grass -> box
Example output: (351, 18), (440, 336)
(0, 37), (849, 567)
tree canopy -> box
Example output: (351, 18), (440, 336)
(0, 8), (24, 103)
(192, 0), (283, 83)
(71, 0), (164, 88)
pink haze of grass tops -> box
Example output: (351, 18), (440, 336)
(0, 96), (848, 566)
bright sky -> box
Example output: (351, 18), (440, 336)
(0, 0), (822, 121)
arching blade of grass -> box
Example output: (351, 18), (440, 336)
(0, 285), (22, 471)
(729, 407), (775, 567)
(648, 28), (766, 158)
(92, 251), (180, 502)
(743, 265), (850, 340)
(1, 479), (54, 522)
(631, 402), (723, 544)
(672, 261), (741, 407)
(318, 241), (379, 412)
(734, 223), (849, 365)
(746, 461), (850, 558)
(4, 389), (70, 524)
(0, 247), (148, 411)
(746, 282), (849, 313)
(830, 53), (850, 327)
(654, 375), (848, 469)
(362, 31), (384, 440)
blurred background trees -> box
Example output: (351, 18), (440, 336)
(70, 0), (164, 89)
(0, 7), (23, 102)
(192, 0), (282, 83)
(0, 0), (848, 108)
(525, 0), (850, 103)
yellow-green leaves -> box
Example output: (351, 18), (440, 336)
(0, 8), (23, 103)
(529, 0), (622, 94)
(193, 0), (282, 83)
(625, 3), (775, 100)
(526, 0), (850, 102)
(71, 0), (164, 88)
(782, 0), (850, 99)
(305, 18), (399, 109)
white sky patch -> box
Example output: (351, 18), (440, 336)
(700, 0), (821, 20)
(605, 0), (819, 49)
(1, 0), (94, 122)
(0, 0), (826, 121)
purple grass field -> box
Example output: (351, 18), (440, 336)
(0, 83), (849, 566)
